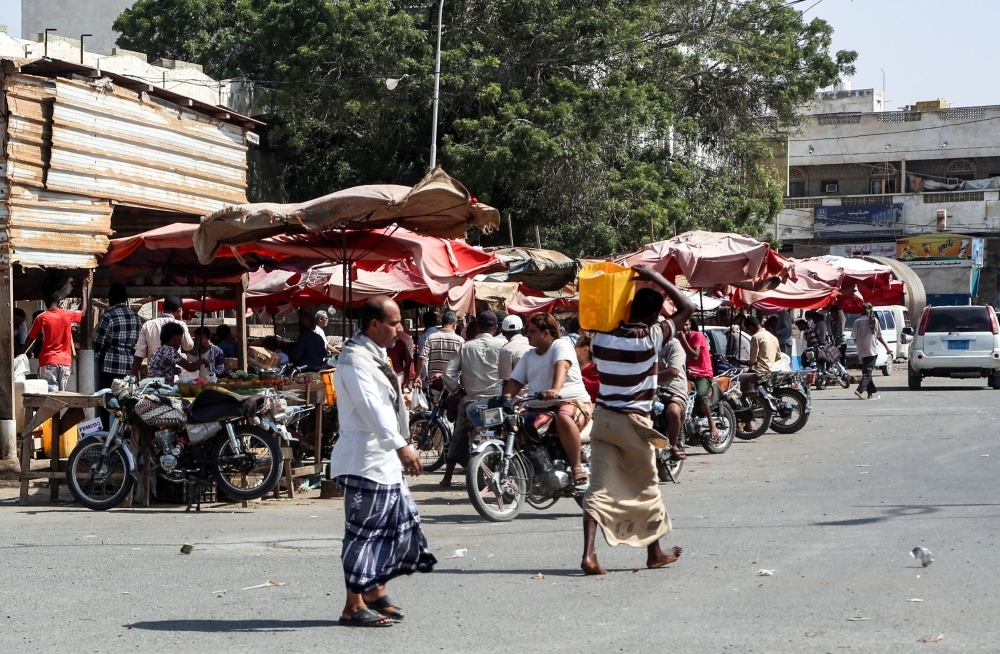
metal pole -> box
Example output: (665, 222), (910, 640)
(44, 28), (56, 58)
(342, 226), (348, 339)
(428, 0), (445, 170)
(534, 224), (541, 249)
(507, 214), (514, 247)
(80, 34), (92, 64)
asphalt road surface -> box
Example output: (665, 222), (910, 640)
(2, 371), (998, 653)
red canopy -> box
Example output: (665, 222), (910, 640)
(620, 231), (791, 289)
(181, 260), (477, 314)
(796, 256), (904, 312)
(101, 223), (500, 299)
(732, 274), (841, 311)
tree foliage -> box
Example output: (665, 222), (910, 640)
(115, 0), (855, 256)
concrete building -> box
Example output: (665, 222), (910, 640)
(774, 88), (1000, 308)
(22, 0), (134, 56)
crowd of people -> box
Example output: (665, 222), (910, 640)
(17, 286), (347, 392)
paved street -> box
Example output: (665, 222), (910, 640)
(2, 371), (998, 653)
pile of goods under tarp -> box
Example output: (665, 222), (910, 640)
(176, 369), (328, 398)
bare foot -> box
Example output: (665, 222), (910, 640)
(647, 545), (683, 569)
(581, 556), (607, 576)
(439, 476), (452, 488)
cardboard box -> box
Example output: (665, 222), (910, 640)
(248, 346), (280, 369)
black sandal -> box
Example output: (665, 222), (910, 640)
(367, 595), (405, 622)
(670, 449), (687, 461)
(339, 607), (394, 627)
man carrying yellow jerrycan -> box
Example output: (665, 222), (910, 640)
(576, 262), (695, 575)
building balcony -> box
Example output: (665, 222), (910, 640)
(775, 191), (1000, 241)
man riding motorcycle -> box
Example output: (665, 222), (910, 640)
(501, 312), (593, 488)
(657, 332), (688, 460)
(739, 315), (782, 398)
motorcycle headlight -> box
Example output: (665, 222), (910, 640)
(480, 407), (504, 427)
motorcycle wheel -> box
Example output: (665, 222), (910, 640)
(465, 448), (528, 522)
(734, 396), (771, 440)
(656, 448), (684, 482)
(836, 365), (851, 389)
(66, 437), (134, 511)
(769, 389), (810, 434)
(702, 402), (735, 454)
(408, 412), (449, 473)
(212, 426), (283, 500)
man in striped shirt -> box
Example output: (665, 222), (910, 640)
(413, 312), (465, 382)
(582, 264), (695, 576)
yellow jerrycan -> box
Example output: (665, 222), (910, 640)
(578, 262), (636, 332)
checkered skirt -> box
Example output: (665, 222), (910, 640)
(337, 475), (437, 594)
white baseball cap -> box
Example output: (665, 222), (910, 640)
(502, 315), (523, 332)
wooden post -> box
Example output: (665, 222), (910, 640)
(534, 224), (541, 249)
(507, 214), (514, 247)
(0, 259), (15, 459)
(234, 275), (248, 371)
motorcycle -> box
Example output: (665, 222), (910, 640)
(408, 376), (452, 472)
(66, 378), (288, 511)
(808, 359), (851, 390)
(652, 371), (739, 482)
(465, 393), (589, 522)
(764, 371), (812, 434)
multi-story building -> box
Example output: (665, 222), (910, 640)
(775, 86), (1000, 306)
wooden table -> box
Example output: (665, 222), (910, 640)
(18, 392), (105, 505)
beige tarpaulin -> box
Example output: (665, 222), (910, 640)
(474, 281), (521, 310)
(194, 167), (500, 264)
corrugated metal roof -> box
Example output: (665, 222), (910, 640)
(1, 73), (251, 267)
(47, 77), (248, 214)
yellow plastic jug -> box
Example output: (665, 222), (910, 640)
(40, 418), (76, 459)
(578, 262), (636, 332)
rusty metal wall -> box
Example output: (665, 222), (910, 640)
(1, 73), (249, 269)
(48, 77), (248, 215)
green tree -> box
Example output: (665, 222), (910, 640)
(115, 0), (854, 256)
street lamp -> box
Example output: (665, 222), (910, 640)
(428, 0), (445, 170)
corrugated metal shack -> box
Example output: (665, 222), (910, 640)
(0, 55), (261, 457)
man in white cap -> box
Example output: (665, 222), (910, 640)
(498, 315), (531, 383)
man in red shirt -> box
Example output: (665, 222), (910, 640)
(678, 318), (718, 443)
(26, 292), (82, 391)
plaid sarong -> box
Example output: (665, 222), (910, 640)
(337, 475), (437, 594)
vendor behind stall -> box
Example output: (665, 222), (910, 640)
(215, 324), (237, 358)
(291, 311), (329, 372)
(131, 296), (194, 376)
(148, 322), (207, 385)
(193, 326), (226, 378)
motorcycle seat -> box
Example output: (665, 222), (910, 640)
(188, 387), (262, 423)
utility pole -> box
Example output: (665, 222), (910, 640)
(428, 0), (445, 170)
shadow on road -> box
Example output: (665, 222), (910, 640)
(814, 504), (940, 526)
(420, 512), (580, 525)
(124, 619), (339, 633)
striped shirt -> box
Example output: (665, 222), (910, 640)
(418, 328), (465, 376)
(592, 320), (676, 414)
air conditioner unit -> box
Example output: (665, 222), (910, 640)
(824, 183), (839, 193)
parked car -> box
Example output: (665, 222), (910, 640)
(904, 305), (1000, 390)
(885, 305), (912, 360)
(844, 307), (899, 375)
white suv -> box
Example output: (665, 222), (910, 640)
(905, 305), (1000, 390)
